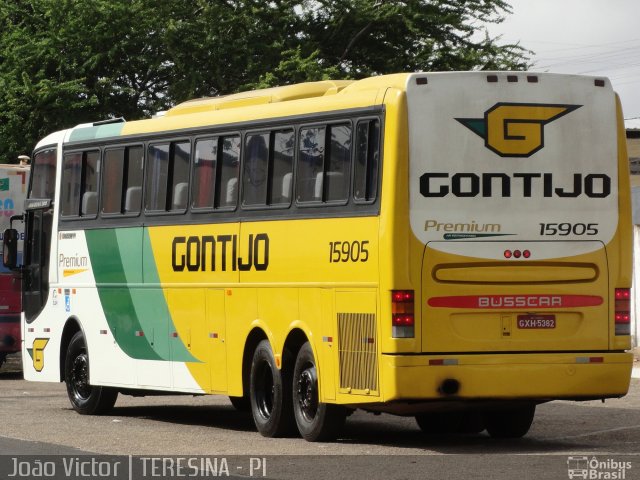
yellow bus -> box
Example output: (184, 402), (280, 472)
(5, 72), (633, 441)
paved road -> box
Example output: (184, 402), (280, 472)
(1, 353), (639, 480)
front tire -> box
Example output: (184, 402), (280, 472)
(65, 331), (117, 415)
(249, 340), (295, 437)
(293, 342), (346, 441)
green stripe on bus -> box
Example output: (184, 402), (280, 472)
(86, 228), (161, 361)
(141, 229), (198, 363)
(86, 228), (198, 363)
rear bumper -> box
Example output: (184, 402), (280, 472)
(379, 351), (633, 402)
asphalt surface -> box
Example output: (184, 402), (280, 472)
(1, 352), (640, 480)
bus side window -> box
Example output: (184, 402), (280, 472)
(297, 126), (325, 203)
(243, 133), (269, 206)
(325, 123), (351, 202)
(242, 129), (294, 208)
(354, 119), (380, 203)
(102, 146), (144, 215)
(125, 146), (144, 214)
(192, 138), (217, 210)
(61, 150), (99, 218)
(61, 153), (83, 217)
(145, 143), (169, 212)
(169, 141), (190, 212)
(216, 135), (240, 209)
(271, 129), (294, 205)
(145, 141), (190, 213)
(102, 148), (125, 214)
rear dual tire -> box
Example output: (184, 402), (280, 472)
(292, 342), (346, 442)
(249, 340), (346, 441)
(415, 405), (535, 438)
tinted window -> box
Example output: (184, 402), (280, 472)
(271, 130), (294, 205)
(61, 150), (100, 217)
(61, 153), (83, 216)
(145, 141), (190, 212)
(296, 123), (351, 204)
(216, 135), (240, 208)
(243, 133), (269, 206)
(30, 149), (57, 199)
(102, 146), (144, 215)
(125, 146), (144, 214)
(146, 144), (169, 211)
(170, 141), (191, 211)
(102, 149), (124, 214)
(192, 138), (217, 210)
(354, 119), (380, 202)
(297, 126), (325, 203)
(325, 124), (351, 202)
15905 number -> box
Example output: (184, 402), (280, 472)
(539, 223), (598, 236)
(329, 241), (370, 263)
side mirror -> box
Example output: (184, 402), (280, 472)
(3, 228), (19, 269)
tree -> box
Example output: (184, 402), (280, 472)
(0, 0), (528, 162)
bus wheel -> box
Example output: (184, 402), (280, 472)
(249, 340), (295, 437)
(228, 395), (250, 412)
(293, 342), (346, 441)
(415, 412), (462, 434)
(64, 331), (118, 415)
(485, 404), (536, 438)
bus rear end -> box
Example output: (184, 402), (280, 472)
(383, 72), (632, 436)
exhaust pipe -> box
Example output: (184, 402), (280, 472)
(439, 378), (460, 396)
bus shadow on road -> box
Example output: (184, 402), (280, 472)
(335, 400), (640, 454)
(0, 371), (23, 380)
(101, 399), (640, 454)
(112, 404), (257, 433)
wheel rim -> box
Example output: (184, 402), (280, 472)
(296, 364), (318, 422)
(255, 360), (275, 420)
(70, 352), (91, 402)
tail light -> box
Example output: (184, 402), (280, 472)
(392, 290), (414, 338)
(614, 288), (631, 335)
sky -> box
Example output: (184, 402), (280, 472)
(485, 0), (640, 124)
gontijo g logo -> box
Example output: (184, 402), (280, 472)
(456, 103), (581, 157)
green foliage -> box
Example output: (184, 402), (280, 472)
(0, 0), (529, 162)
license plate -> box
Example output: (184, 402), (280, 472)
(517, 314), (556, 329)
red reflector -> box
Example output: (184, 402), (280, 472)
(615, 289), (630, 300)
(392, 314), (414, 326)
(429, 359), (444, 366)
(513, 250), (521, 258)
(523, 250), (531, 258)
(392, 290), (414, 302)
(590, 357), (604, 363)
(615, 312), (631, 324)
(504, 250), (512, 258)
(614, 289), (631, 332)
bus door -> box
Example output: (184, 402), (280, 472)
(23, 204), (53, 322)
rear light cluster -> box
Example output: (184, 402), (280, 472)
(614, 288), (631, 335)
(392, 290), (414, 338)
(504, 249), (531, 259)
